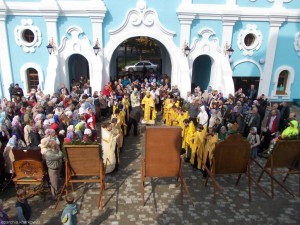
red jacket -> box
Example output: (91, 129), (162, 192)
(266, 115), (279, 133)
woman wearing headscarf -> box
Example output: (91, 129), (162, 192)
(29, 125), (41, 147)
(247, 127), (260, 159)
(3, 135), (18, 175)
(11, 115), (23, 141)
(44, 139), (63, 201)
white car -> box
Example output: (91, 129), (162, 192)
(124, 61), (158, 72)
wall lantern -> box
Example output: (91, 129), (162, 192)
(93, 39), (100, 56)
(46, 38), (55, 55)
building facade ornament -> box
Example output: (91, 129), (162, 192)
(294, 32), (300, 56)
(237, 24), (263, 56)
(14, 19), (42, 53)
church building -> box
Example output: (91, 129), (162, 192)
(0, 0), (299, 101)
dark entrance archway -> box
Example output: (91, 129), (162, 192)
(109, 36), (171, 81)
(192, 55), (212, 92)
(233, 77), (260, 93)
(68, 54), (89, 87)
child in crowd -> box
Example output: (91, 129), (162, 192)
(15, 189), (31, 225)
(61, 195), (78, 225)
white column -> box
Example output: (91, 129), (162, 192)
(90, 17), (104, 48)
(221, 18), (238, 49)
(44, 15), (59, 95)
(258, 19), (285, 97)
(0, 12), (13, 99)
(178, 16), (193, 50)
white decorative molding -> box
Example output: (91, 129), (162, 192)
(109, 0), (175, 37)
(20, 63), (44, 95)
(104, 0), (190, 98)
(14, 19), (42, 53)
(294, 32), (300, 56)
(271, 65), (294, 99)
(237, 24), (263, 56)
(232, 59), (263, 77)
(188, 28), (234, 97)
(49, 25), (103, 96)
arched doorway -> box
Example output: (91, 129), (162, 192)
(109, 36), (171, 81)
(68, 54), (89, 87)
(192, 55), (212, 91)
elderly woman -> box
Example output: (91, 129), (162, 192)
(247, 127), (260, 159)
(44, 139), (64, 201)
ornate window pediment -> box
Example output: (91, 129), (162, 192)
(14, 19), (42, 53)
(237, 24), (263, 56)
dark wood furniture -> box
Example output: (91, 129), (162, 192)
(57, 145), (105, 210)
(12, 148), (48, 198)
(141, 126), (190, 205)
(252, 139), (300, 198)
(204, 134), (256, 202)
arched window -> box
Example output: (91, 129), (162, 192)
(276, 70), (288, 95)
(26, 68), (39, 91)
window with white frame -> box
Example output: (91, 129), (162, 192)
(276, 70), (288, 95)
(271, 66), (294, 99)
(26, 68), (39, 91)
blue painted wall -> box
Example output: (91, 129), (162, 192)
(6, 15), (48, 90)
(57, 16), (93, 46)
(102, 0), (181, 46)
(193, 0), (226, 4)
(284, 0), (300, 9)
(190, 19), (223, 46)
(233, 61), (260, 77)
(231, 21), (269, 75)
(269, 22), (300, 99)
(237, 0), (273, 8)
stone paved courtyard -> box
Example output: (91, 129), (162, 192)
(1, 118), (300, 225)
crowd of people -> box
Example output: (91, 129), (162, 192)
(0, 70), (299, 224)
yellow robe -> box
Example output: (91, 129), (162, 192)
(101, 127), (117, 174)
(201, 133), (219, 170)
(111, 114), (124, 147)
(196, 127), (207, 169)
(165, 103), (174, 126)
(189, 129), (206, 165)
(163, 98), (171, 121)
(182, 121), (195, 154)
(141, 96), (156, 122)
(122, 98), (130, 121)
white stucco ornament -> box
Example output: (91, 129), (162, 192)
(14, 19), (42, 53)
(137, 0), (146, 12)
(237, 24), (263, 56)
(127, 0), (156, 27)
(294, 32), (300, 56)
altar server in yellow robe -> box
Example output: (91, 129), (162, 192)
(201, 127), (219, 170)
(141, 90), (156, 123)
(189, 124), (205, 166)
